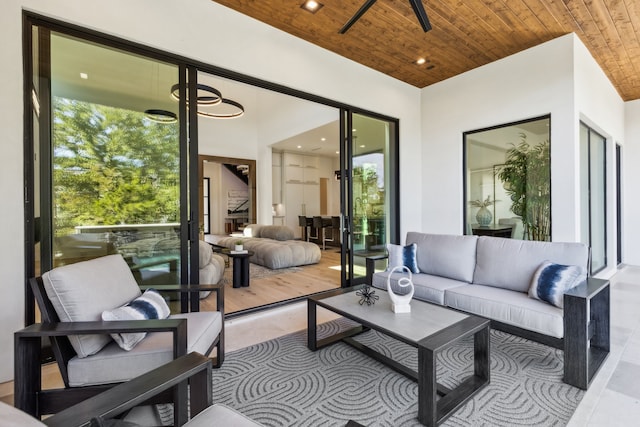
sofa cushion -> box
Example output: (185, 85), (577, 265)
(214, 236), (320, 269)
(102, 288), (171, 351)
(243, 224), (263, 238)
(259, 225), (294, 241)
(188, 404), (264, 427)
(373, 271), (468, 305)
(406, 232), (478, 283)
(528, 261), (586, 308)
(445, 284), (564, 338)
(67, 311), (221, 387)
(43, 254), (142, 358)
(473, 237), (589, 293)
(198, 240), (213, 268)
(0, 401), (46, 427)
(387, 243), (420, 273)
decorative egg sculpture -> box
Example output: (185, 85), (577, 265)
(387, 265), (415, 313)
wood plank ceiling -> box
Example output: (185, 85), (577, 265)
(212, 0), (640, 101)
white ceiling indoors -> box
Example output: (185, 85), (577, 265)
(50, 31), (389, 161)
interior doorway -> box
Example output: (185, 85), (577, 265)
(199, 155), (257, 235)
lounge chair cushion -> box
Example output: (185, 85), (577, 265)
(43, 254), (142, 358)
(67, 311), (221, 387)
(188, 403), (264, 426)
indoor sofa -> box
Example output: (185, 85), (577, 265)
(367, 232), (610, 390)
(211, 224), (321, 270)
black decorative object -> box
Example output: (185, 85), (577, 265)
(356, 285), (379, 306)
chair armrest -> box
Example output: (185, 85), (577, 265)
(564, 277), (609, 299)
(141, 283), (225, 313)
(43, 352), (212, 427)
(365, 254), (389, 285)
(15, 318), (187, 337)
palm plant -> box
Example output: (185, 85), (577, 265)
(498, 135), (550, 241)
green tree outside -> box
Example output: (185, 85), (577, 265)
(52, 98), (180, 236)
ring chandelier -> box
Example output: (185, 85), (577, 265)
(169, 83), (244, 119)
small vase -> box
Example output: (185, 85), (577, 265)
(476, 206), (492, 226)
(234, 244), (243, 252)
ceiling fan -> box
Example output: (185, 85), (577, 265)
(339, 0), (432, 34)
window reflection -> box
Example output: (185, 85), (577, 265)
(464, 116), (551, 241)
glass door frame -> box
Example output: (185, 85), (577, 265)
(22, 14), (197, 322)
(22, 11), (401, 322)
(339, 109), (400, 287)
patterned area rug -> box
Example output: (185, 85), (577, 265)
(205, 318), (583, 426)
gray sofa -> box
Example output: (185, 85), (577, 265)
(212, 224), (321, 270)
(368, 232), (610, 390)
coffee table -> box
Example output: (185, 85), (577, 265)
(222, 249), (254, 288)
(308, 286), (490, 427)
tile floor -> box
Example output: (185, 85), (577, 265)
(227, 265), (640, 426)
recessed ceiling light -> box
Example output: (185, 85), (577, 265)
(416, 58), (426, 65)
(335, 151), (339, 154)
(301, 0), (323, 13)
(297, 145), (302, 149)
(352, 128), (357, 132)
(80, 72), (88, 79)
(360, 144), (366, 148)
(321, 137), (326, 141)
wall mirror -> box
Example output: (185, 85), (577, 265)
(464, 115), (551, 241)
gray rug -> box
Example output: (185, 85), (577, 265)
(206, 319), (583, 426)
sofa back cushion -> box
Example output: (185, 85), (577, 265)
(406, 232), (478, 283)
(473, 236), (589, 292)
(243, 224), (263, 238)
(42, 254), (142, 358)
(259, 225), (295, 241)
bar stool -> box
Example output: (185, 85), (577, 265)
(313, 216), (336, 250)
(322, 216), (341, 249)
(299, 216), (314, 241)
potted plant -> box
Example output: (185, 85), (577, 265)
(234, 240), (243, 252)
(498, 135), (550, 241)
(469, 196), (498, 226)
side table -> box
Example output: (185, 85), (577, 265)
(222, 249), (254, 288)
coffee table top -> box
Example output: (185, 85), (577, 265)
(313, 287), (470, 344)
(221, 248), (254, 258)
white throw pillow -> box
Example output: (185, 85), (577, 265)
(102, 288), (171, 351)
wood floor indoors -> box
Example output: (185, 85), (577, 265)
(201, 247), (342, 315)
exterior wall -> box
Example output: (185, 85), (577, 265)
(624, 100), (640, 265)
(573, 36), (625, 277)
(421, 34), (576, 240)
(0, 0), (421, 381)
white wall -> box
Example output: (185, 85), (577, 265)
(624, 100), (640, 265)
(573, 36), (625, 277)
(421, 34), (576, 240)
(0, 0), (421, 381)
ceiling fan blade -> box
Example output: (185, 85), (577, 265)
(339, 0), (378, 34)
(408, 0), (432, 32)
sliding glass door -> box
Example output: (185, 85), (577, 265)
(580, 122), (607, 274)
(341, 112), (398, 286)
(23, 18), (203, 321)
